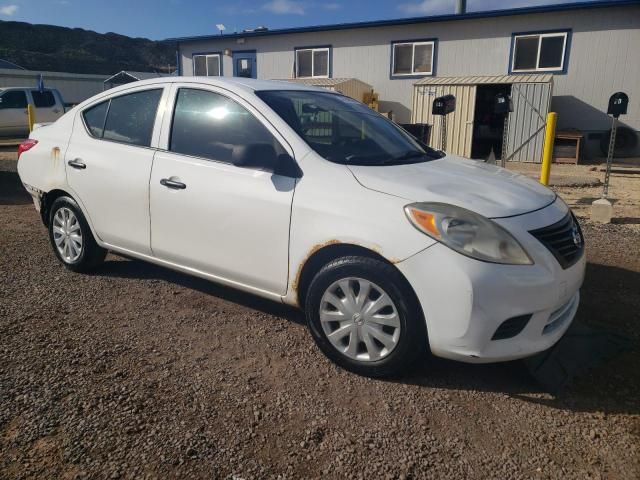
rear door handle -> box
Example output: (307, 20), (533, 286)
(160, 178), (187, 190)
(67, 159), (86, 169)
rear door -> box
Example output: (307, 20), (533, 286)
(65, 86), (167, 255)
(0, 89), (29, 136)
(149, 84), (295, 295)
(29, 89), (63, 123)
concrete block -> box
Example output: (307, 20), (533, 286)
(591, 198), (613, 224)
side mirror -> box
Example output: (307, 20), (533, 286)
(232, 143), (279, 171)
(231, 143), (303, 178)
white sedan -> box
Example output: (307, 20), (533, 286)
(17, 77), (585, 377)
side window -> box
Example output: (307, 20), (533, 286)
(83, 101), (109, 138)
(169, 88), (284, 163)
(0, 90), (28, 109)
(31, 90), (56, 108)
(102, 89), (163, 147)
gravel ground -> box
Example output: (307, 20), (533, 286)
(1, 154), (639, 479)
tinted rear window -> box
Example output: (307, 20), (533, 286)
(103, 90), (162, 147)
(82, 89), (162, 147)
(32, 90), (56, 108)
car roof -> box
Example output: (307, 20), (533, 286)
(102, 76), (329, 96)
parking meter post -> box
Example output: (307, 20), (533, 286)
(27, 104), (35, 133)
(501, 113), (509, 168)
(602, 116), (617, 199)
(540, 112), (557, 186)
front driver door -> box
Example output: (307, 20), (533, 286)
(149, 85), (296, 296)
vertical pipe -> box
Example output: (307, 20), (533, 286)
(540, 112), (557, 185)
(27, 104), (35, 132)
(455, 0), (466, 15)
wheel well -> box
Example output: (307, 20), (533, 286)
(40, 189), (70, 226)
(295, 243), (395, 308)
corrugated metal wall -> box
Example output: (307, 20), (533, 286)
(505, 82), (553, 163)
(412, 84), (476, 158)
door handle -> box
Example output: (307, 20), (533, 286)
(53, 109), (61, 114)
(160, 178), (187, 190)
(67, 159), (86, 169)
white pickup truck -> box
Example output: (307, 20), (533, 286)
(0, 87), (65, 137)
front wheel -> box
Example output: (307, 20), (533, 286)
(305, 256), (427, 377)
(48, 196), (106, 272)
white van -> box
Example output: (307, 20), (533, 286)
(0, 87), (65, 137)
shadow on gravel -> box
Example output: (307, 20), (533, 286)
(96, 257), (306, 326)
(393, 262), (640, 415)
(0, 171), (30, 205)
(96, 255), (638, 416)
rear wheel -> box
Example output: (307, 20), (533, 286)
(48, 196), (106, 272)
(305, 256), (427, 377)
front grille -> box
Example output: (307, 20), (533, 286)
(529, 212), (584, 269)
(491, 314), (532, 340)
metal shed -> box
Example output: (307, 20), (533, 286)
(412, 74), (553, 162)
(275, 78), (373, 103)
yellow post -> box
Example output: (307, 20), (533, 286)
(27, 104), (36, 132)
(540, 112), (557, 186)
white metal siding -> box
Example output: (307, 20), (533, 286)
(179, 5), (640, 152)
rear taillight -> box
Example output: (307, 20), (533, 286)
(17, 139), (38, 159)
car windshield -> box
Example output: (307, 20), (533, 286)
(256, 90), (444, 166)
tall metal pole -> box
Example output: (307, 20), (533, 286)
(602, 116), (617, 199)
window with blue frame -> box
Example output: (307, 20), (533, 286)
(295, 47), (330, 78)
(391, 40), (435, 77)
(193, 53), (221, 76)
(511, 32), (569, 73)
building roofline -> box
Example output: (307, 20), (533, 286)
(164, 0), (640, 43)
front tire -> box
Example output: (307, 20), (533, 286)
(48, 196), (106, 272)
(305, 256), (427, 378)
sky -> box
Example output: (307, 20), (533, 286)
(0, 0), (621, 40)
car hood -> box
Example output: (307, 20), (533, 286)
(347, 155), (556, 218)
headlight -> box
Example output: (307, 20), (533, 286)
(404, 202), (533, 265)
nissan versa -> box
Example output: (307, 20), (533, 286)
(17, 78), (585, 377)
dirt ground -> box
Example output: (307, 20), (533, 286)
(1, 150), (639, 479)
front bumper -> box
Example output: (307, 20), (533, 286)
(396, 198), (586, 363)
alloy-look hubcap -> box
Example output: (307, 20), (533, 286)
(52, 207), (83, 263)
(319, 277), (401, 362)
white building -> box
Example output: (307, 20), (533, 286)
(169, 0), (640, 160)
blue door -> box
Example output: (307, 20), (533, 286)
(232, 51), (257, 79)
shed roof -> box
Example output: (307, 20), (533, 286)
(414, 74), (553, 86)
(167, 0), (639, 43)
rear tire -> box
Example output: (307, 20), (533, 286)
(305, 256), (427, 378)
(48, 196), (106, 272)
